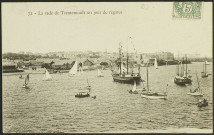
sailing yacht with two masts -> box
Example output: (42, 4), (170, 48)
(174, 55), (192, 86)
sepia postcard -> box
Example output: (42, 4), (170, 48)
(2, 2), (213, 134)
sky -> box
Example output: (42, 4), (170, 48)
(2, 2), (213, 57)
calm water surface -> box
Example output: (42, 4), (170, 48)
(3, 62), (213, 133)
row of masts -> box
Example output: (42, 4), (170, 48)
(176, 54), (188, 77)
(118, 37), (139, 75)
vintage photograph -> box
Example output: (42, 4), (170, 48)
(2, 2), (213, 133)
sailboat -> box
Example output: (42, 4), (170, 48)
(43, 69), (52, 81)
(182, 55), (192, 85)
(197, 98), (208, 107)
(22, 74), (29, 89)
(154, 58), (158, 69)
(129, 80), (146, 94)
(187, 73), (203, 96)
(129, 80), (138, 94)
(205, 60), (210, 65)
(201, 61), (209, 78)
(75, 79), (91, 98)
(141, 65), (167, 99)
(97, 68), (104, 77)
(112, 41), (143, 84)
(174, 61), (186, 86)
(69, 61), (80, 77)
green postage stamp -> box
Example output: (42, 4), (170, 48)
(173, 2), (202, 19)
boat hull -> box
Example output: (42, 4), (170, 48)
(75, 93), (90, 98)
(174, 77), (186, 86)
(141, 94), (167, 99)
(113, 75), (142, 84)
(187, 92), (203, 96)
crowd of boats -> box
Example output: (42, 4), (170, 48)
(18, 37), (211, 108)
(19, 51), (211, 109)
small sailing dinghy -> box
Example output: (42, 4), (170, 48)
(97, 68), (104, 77)
(141, 66), (167, 99)
(154, 58), (158, 69)
(187, 73), (203, 96)
(197, 98), (208, 108)
(129, 80), (138, 94)
(22, 74), (29, 89)
(129, 80), (146, 94)
(75, 79), (91, 98)
(43, 69), (52, 81)
(69, 61), (80, 77)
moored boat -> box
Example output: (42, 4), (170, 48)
(201, 61), (209, 78)
(197, 98), (208, 107)
(141, 66), (167, 99)
(187, 73), (203, 96)
(112, 40), (143, 84)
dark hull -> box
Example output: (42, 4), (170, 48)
(113, 75), (142, 84)
(174, 77), (186, 86)
(75, 93), (90, 98)
(184, 77), (192, 84)
(201, 74), (208, 78)
(3, 70), (24, 73)
(197, 102), (208, 107)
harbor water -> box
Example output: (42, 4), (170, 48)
(2, 62), (213, 133)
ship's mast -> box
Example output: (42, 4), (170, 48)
(205, 61), (207, 75)
(127, 37), (130, 74)
(147, 64), (149, 91)
(185, 54), (188, 77)
(119, 43), (122, 75)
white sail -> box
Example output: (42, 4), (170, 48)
(205, 61), (210, 65)
(43, 69), (52, 80)
(25, 74), (29, 85)
(97, 69), (103, 76)
(119, 63), (127, 73)
(132, 80), (136, 92)
(69, 61), (78, 75)
(154, 58), (158, 69)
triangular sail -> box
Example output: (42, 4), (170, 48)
(44, 69), (52, 79)
(154, 58), (158, 69)
(69, 61), (78, 75)
(132, 80), (136, 92)
(25, 74), (29, 85)
(97, 69), (102, 76)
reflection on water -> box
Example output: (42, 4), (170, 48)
(3, 62), (213, 133)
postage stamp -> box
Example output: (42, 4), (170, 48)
(173, 2), (202, 19)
